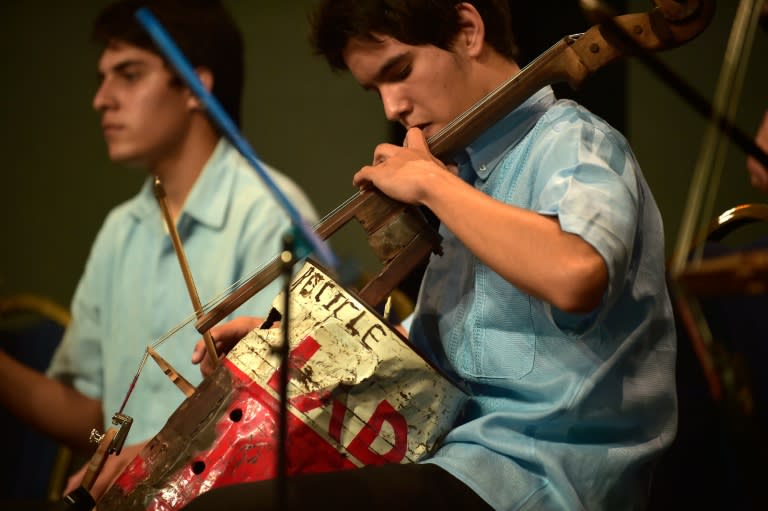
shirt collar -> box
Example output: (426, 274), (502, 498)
(181, 138), (236, 230)
(463, 86), (555, 181)
(128, 138), (235, 230)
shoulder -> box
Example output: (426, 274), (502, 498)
(519, 99), (636, 181)
(539, 99), (629, 149)
(89, 182), (152, 256)
(226, 151), (319, 222)
(268, 167), (319, 220)
(75, 182), (150, 287)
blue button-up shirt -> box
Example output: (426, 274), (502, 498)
(410, 87), (676, 510)
(48, 139), (318, 444)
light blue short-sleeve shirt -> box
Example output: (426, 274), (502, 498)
(48, 138), (318, 444)
(410, 88), (676, 510)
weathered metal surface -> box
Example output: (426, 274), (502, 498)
(229, 261), (466, 463)
(98, 362), (237, 510)
(99, 260), (466, 510)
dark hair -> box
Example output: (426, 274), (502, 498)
(309, 0), (518, 71)
(93, 0), (244, 128)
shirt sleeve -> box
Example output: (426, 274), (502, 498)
(46, 219), (113, 400)
(533, 110), (640, 314)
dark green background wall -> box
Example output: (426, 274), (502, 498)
(1, 0), (766, 309)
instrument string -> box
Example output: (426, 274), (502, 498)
(116, 308), (205, 413)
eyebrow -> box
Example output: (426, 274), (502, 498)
(360, 51), (410, 90)
(97, 59), (147, 78)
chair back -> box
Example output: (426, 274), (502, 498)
(0, 294), (73, 501)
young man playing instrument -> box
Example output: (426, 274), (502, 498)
(187, 1), (676, 509)
(0, 0), (317, 500)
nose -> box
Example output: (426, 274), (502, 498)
(92, 77), (115, 112)
(379, 84), (411, 124)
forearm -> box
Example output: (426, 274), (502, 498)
(355, 131), (608, 312)
(0, 350), (103, 451)
(422, 170), (607, 312)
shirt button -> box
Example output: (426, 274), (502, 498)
(479, 164), (487, 172)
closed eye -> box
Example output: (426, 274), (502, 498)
(365, 52), (413, 88)
(108, 60), (147, 85)
(392, 64), (411, 82)
(116, 67), (143, 83)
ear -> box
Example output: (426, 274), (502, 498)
(187, 67), (214, 110)
(453, 2), (485, 58)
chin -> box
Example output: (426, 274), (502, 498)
(107, 147), (145, 168)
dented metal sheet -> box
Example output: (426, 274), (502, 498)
(229, 261), (467, 463)
(99, 260), (466, 510)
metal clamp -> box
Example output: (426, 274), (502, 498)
(108, 413), (134, 456)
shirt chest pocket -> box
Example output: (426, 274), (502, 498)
(457, 289), (537, 380)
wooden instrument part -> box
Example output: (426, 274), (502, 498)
(80, 427), (118, 492)
(154, 177), (219, 368)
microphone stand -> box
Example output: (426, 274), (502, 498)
(275, 231), (297, 511)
